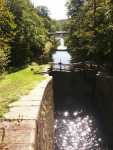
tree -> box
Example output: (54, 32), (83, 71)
(66, 0), (113, 67)
(37, 6), (50, 17)
(7, 0), (51, 67)
(0, 0), (16, 73)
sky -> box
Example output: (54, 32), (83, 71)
(31, 0), (67, 20)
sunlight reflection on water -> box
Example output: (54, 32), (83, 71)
(54, 110), (105, 150)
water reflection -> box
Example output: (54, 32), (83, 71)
(52, 37), (71, 70)
(54, 110), (106, 150)
(52, 51), (71, 64)
(57, 38), (67, 50)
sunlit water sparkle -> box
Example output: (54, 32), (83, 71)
(54, 110), (106, 150)
(52, 37), (71, 70)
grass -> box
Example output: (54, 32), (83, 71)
(0, 64), (47, 117)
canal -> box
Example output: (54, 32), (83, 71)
(53, 72), (109, 150)
(51, 36), (112, 150)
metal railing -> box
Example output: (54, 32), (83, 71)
(49, 62), (98, 72)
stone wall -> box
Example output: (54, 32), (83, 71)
(36, 79), (54, 150)
(95, 75), (113, 146)
(52, 71), (96, 109)
(0, 76), (54, 150)
(52, 70), (113, 148)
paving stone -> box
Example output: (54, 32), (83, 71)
(0, 76), (53, 150)
(0, 120), (36, 130)
(4, 106), (40, 120)
(9, 101), (41, 107)
(0, 143), (35, 150)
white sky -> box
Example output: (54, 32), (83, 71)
(31, 0), (67, 20)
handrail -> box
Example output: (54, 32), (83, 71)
(49, 62), (98, 72)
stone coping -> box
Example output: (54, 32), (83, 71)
(4, 76), (52, 120)
(0, 76), (52, 150)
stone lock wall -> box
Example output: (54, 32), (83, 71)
(36, 80), (54, 150)
(0, 77), (54, 150)
(95, 75), (113, 145)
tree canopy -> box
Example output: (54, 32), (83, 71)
(0, 0), (16, 73)
(0, 0), (56, 73)
(66, 0), (113, 67)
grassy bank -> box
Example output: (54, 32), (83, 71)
(0, 64), (47, 117)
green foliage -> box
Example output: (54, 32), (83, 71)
(1, 0), (55, 69)
(0, 0), (16, 73)
(0, 0), (56, 71)
(0, 47), (10, 73)
(7, 0), (49, 67)
(50, 20), (61, 32)
(66, 0), (113, 66)
(37, 6), (50, 17)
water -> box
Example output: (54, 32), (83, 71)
(53, 36), (109, 149)
(53, 72), (108, 150)
(57, 38), (67, 50)
(52, 38), (71, 70)
(52, 51), (71, 64)
(54, 109), (107, 150)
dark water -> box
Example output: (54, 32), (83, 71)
(52, 38), (109, 150)
(54, 100), (108, 150)
(54, 111), (107, 150)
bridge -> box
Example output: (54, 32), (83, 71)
(48, 31), (69, 38)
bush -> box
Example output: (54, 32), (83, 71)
(0, 46), (10, 74)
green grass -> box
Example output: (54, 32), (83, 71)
(0, 64), (47, 117)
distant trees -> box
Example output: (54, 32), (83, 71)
(37, 6), (50, 18)
(50, 20), (61, 32)
(66, 0), (113, 67)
